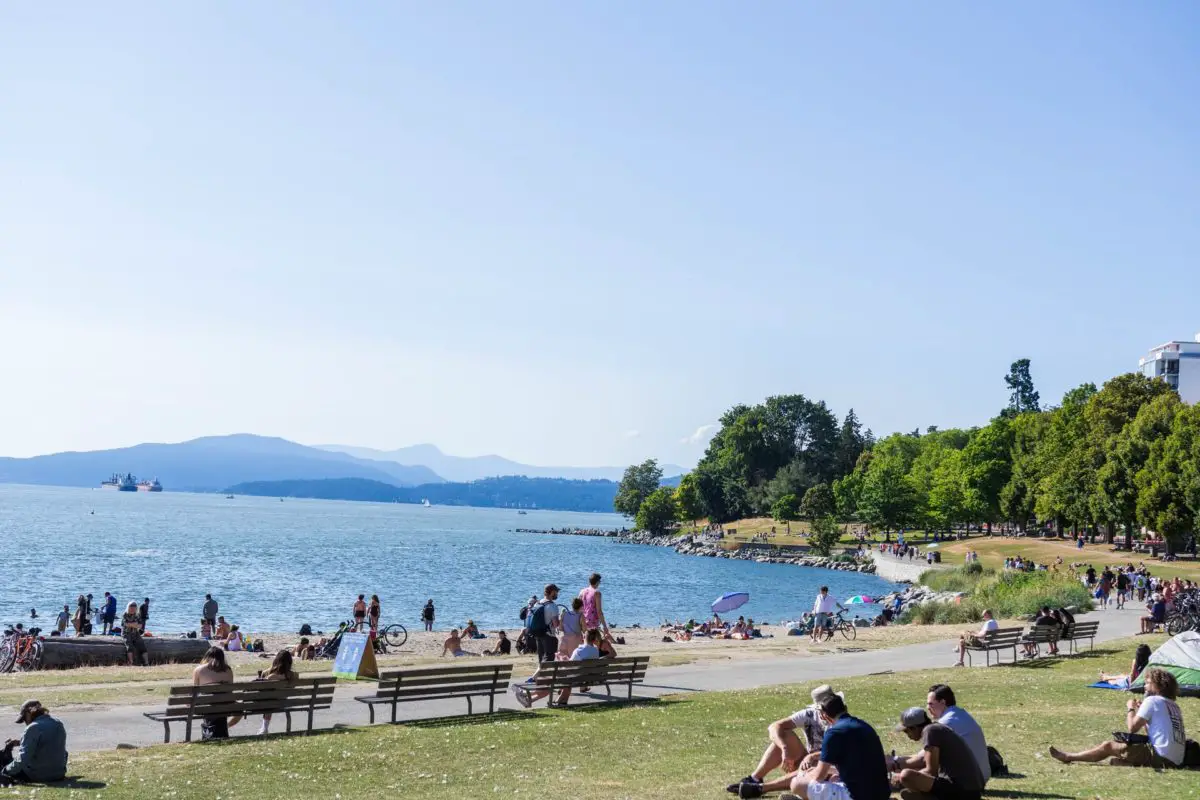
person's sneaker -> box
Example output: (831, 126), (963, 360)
(509, 684), (532, 709)
(725, 777), (758, 794)
(738, 782), (765, 799)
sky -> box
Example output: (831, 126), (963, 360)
(2, 3), (1199, 468)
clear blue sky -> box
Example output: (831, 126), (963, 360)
(2, 3), (1198, 467)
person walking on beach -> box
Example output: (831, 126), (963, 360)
(368, 594), (381, 633)
(101, 592), (117, 635)
(72, 596), (86, 636)
(121, 602), (147, 666)
(422, 599), (436, 632)
(579, 573), (612, 641)
(202, 594), (218, 630)
(352, 595), (367, 631)
(526, 584), (562, 663)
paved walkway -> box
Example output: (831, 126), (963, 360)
(28, 607), (1146, 752)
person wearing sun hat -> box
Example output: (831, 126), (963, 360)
(888, 706), (984, 800)
(725, 685), (846, 798)
(0, 700), (68, 786)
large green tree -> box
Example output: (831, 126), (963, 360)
(614, 459), (663, 518)
(808, 515), (843, 556)
(636, 487), (679, 535)
(674, 473), (706, 528)
(799, 482), (835, 520)
(1004, 358), (1041, 415)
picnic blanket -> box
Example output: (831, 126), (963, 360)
(1088, 680), (1129, 691)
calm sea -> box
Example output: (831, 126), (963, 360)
(0, 485), (897, 633)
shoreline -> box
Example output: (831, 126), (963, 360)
(521, 527), (878, 574)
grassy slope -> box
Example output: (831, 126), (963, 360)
(18, 637), (1199, 800)
(939, 537), (1200, 582)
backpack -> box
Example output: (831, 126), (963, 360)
(519, 605), (529, 622)
(1183, 739), (1200, 768)
(987, 746), (1009, 777)
(299, 623), (313, 636)
(525, 601), (550, 636)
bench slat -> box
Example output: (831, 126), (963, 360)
(376, 664), (514, 681)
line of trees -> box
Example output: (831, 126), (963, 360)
(616, 360), (1200, 552)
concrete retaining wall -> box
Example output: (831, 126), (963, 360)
(869, 551), (945, 583)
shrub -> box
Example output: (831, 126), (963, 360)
(902, 569), (1093, 625)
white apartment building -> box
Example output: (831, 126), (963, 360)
(1139, 334), (1200, 404)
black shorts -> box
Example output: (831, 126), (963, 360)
(201, 716), (229, 740)
(535, 633), (558, 663)
(103, 612), (116, 624)
(930, 777), (982, 800)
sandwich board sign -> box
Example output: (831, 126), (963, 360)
(332, 632), (378, 680)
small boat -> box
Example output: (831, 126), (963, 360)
(517, 510), (528, 515)
(422, 498), (432, 508)
(225, 495), (235, 499)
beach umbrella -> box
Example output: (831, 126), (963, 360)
(711, 592), (749, 614)
(845, 595), (874, 604)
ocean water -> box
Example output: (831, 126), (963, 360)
(0, 484), (897, 633)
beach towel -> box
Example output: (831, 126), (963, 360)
(1087, 680), (1129, 691)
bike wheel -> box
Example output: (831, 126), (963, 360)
(839, 622), (857, 641)
(0, 641), (15, 673)
(1167, 615), (1185, 636)
(384, 624), (408, 649)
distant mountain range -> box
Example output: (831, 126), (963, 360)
(0, 434), (443, 492)
(316, 443), (687, 483)
(226, 475), (623, 513)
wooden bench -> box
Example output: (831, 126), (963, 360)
(517, 656), (650, 707)
(963, 628), (1023, 667)
(354, 663), (515, 724)
(144, 676), (336, 743)
(1062, 620), (1100, 653)
(1021, 624), (1062, 658)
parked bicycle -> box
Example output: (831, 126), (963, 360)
(821, 610), (857, 642)
(0, 626), (44, 673)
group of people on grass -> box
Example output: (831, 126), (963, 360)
(726, 682), (991, 800)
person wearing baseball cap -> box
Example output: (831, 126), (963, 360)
(889, 707), (983, 800)
(726, 685), (847, 797)
(1, 700), (68, 786)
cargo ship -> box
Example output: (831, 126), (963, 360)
(137, 478), (163, 492)
(101, 473), (138, 491)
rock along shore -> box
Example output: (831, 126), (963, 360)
(516, 528), (877, 574)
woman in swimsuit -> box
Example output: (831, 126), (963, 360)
(368, 595), (381, 633)
(352, 595), (367, 632)
(579, 573), (612, 642)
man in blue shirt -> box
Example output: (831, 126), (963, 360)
(0, 700), (68, 786)
(787, 695), (890, 800)
(102, 592), (118, 635)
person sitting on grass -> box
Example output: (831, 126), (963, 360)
(0, 700), (67, 787)
(1098, 644), (1152, 689)
(925, 685), (991, 785)
(510, 628), (602, 709)
(1139, 594), (1166, 634)
(1050, 668), (1187, 769)
(785, 694), (891, 800)
(889, 707), (985, 800)
(441, 628), (478, 657)
(483, 630), (511, 656)
(954, 610), (998, 667)
(725, 685), (843, 798)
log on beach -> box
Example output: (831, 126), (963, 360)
(38, 636), (210, 669)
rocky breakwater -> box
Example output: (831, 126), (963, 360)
(613, 532), (877, 574)
(875, 583), (966, 610)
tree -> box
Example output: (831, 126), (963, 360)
(635, 487), (679, 535)
(961, 418), (1013, 534)
(1004, 358), (1040, 415)
(614, 459), (663, 518)
(674, 473), (706, 528)
(808, 515), (843, 557)
(771, 493), (801, 523)
(799, 482), (835, 520)
(836, 408), (867, 476)
(857, 439), (919, 531)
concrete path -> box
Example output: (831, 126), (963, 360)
(19, 607), (1146, 752)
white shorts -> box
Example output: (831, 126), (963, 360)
(807, 780), (852, 800)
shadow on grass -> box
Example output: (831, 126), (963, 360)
(395, 709), (540, 729)
(1007, 648), (1121, 669)
(983, 791), (1072, 799)
(555, 697), (676, 714)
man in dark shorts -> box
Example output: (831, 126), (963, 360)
(202, 594), (218, 630)
(788, 694), (890, 800)
(891, 707), (984, 800)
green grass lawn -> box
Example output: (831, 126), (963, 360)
(939, 537), (1200, 582)
(12, 636), (1197, 799)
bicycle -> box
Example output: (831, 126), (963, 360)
(822, 611), (857, 642)
(0, 627), (43, 673)
(381, 623), (408, 650)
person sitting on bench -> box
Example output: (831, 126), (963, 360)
(1022, 606), (1059, 658)
(510, 628), (601, 709)
(1140, 594), (1166, 634)
(955, 610), (997, 666)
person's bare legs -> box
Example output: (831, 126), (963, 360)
(1049, 741), (1125, 763)
(897, 768), (936, 793)
(956, 637), (967, 665)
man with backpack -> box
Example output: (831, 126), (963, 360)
(525, 584), (562, 663)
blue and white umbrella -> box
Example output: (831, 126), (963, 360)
(711, 591), (750, 614)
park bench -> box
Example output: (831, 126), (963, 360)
(144, 676), (336, 743)
(963, 627), (1024, 667)
(1021, 624), (1062, 658)
(1062, 620), (1100, 653)
(519, 655), (650, 707)
(354, 663), (515, 724)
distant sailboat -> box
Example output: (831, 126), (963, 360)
(422, 498), (432, 508)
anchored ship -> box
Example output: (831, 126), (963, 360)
(100, 474), (163, 492)
(137, 478), (163, 492)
